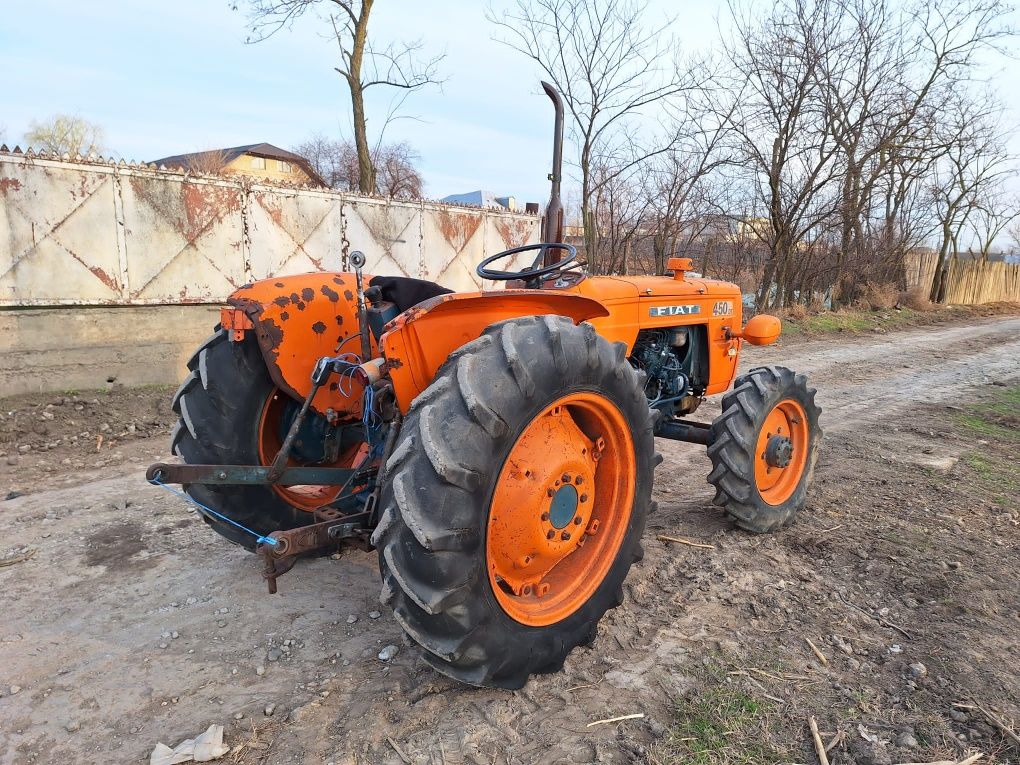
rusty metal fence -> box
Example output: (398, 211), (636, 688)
(0, 151), (540, 306)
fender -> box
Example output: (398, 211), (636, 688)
(227, 272), (371, 418)
(380, 290), (610, 412)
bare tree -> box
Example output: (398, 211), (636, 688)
(928, 102), (1014, 301)
(587, 159), (650, 274)
(815, 0), (1013, 303)
(25, 114), (104, 156)
(177, 148), (232, 175)
(375, 141), (423, 199)
(966, 186), (1020, 260)
(295, 133), (360, 189)
(1009, 220), (1020, 257)
(723, 0), (843, 309)
(241, 0), (442, 194)
(490, 0), (699, 273)
(643, 95), (734, 275)
(295, 134), (423, 198)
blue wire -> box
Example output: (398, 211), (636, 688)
(148, 474), (280, 547)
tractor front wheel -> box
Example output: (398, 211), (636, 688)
(373, 315), (655, 688)
(707, 366), (821, 533)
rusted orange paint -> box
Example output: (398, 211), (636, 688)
(486, 392), (636, 626)
(754, 399), (809, 505)
(227, 272), (366, 419)
(220, 306), (254, 342)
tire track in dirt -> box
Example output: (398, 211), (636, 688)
(748, 317), (1020, 430)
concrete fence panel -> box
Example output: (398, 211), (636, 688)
(0, 152), (540, 307)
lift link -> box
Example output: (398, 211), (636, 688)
(258, 508), (374, 594)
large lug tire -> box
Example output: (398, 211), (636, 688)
(707, 365), (821, 533)
(373, 315), (656, 689)
(169, 328), (311, 550)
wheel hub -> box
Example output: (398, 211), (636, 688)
(548, 483), (579, 529)
(764, 434), (793, 468)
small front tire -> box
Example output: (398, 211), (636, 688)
(707, 366), (821, 533)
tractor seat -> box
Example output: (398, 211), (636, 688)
(368, 275), (453, 313)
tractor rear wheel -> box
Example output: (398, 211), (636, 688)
(170, 328), (358, 550)
(707, 366), (821, 533)
(373, 315), (655, 688)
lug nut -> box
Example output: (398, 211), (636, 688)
(561, 531), (571, 541)
(580, 493), (589, 503)
(547, 488), (555, 497)
(562, 473), (571, 483)
(541, 512), (550, 521)
(546, 530), (555, 540)
(575, 476), (584, 485)
(573, 516), (582, 525)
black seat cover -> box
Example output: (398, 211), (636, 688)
(368, 275), (454, 313)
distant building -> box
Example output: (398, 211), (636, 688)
(441, 190), (518, 211)
(150, 143), (326, 187)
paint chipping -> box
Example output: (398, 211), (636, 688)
(311, 321), (327, 335)
(321, 285), (340, 302)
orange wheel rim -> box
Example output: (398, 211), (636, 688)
(486, 392), (636, 627)
(257, 389), (357, 511)
(754, 399), (809, 505)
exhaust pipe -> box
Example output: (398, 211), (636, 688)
(541, 81), (565, 262)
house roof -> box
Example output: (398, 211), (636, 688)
(440, 190), (516, 210)
(149, 143), (326, 187)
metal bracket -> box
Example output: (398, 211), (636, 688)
(146, 462), (359, 487)
(257, 508), (372, 593)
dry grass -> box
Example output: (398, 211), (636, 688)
(777, 301), (1020, 339)
(782, 303), (809, 320)
(900, 287), (934, 311)
(856, 281), (900, 311)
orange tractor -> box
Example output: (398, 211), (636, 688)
(148, 83), (820, 689)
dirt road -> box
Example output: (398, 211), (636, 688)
(2, 316), (1019, 765)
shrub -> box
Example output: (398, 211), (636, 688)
(858, 281), (899, 311)
(900, 287), (933, 312)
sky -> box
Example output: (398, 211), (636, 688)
(1, 0), (1018, 209)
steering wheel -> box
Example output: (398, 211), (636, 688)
(476, 243), (578, 288)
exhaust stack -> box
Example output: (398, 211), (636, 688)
(541, 81), (565, 262)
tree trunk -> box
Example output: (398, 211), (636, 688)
(929, 224), (953, 304)
(349, 0), (375, 195)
